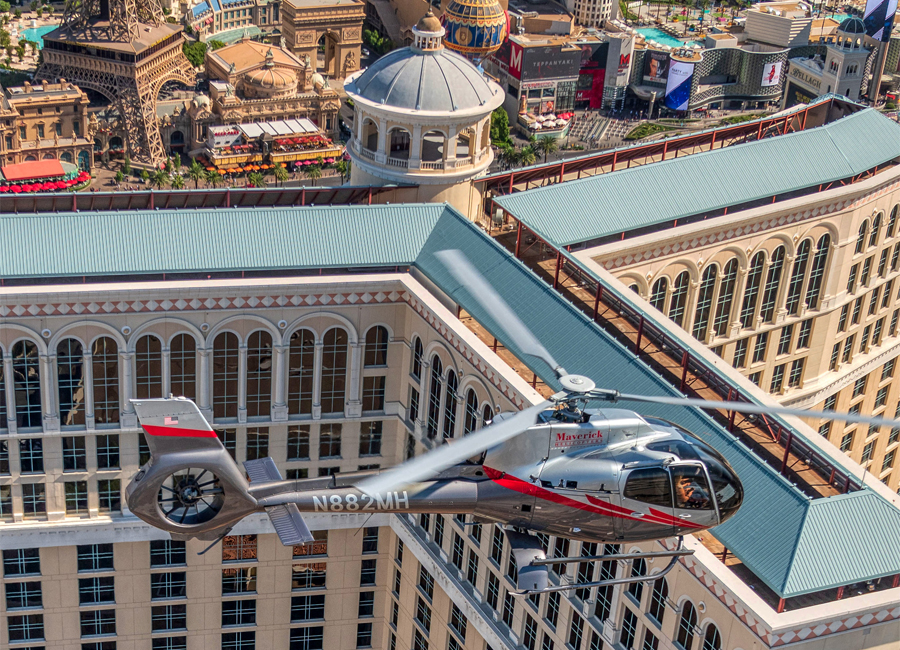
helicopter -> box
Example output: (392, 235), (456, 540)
(125, 250), (900, 595)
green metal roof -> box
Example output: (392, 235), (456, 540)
(494, 108), (900, 248)
(1, 202), (899, 598)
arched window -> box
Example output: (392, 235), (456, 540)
(648, 577), (668, 624)
(805, 234), (831, 310)
(870, 212), (882, 248)
(701, 624), (722, 650)
(668, 271), (690, 328)
(288, 328), (315, 415)
(482, 404), (493, 425)
(692, 265), (717, 340)
(443, 371), (458, 440)
(426, 355), (443, 439)
(626, 557), (646, 602)
(213, 332), (239, 420)
(887, 205), (898, 238)
(739, 252), (766, 328)
(676, 601), (697, 650)
(92, 337), (119, 425)
(855, 220), (868, 254)
(320, 328), (348, 415)
(785, 239), (811, 315)
(57, 339), (85, 426)
(12, 341), (42, 428)
(464, 388), (479, 435)
(713, 259), (738, 336)
(629, 284), (639, 294)
(135, 335), (162, 400)
(759, 246), (785, 323)
(170, 334), (196, 400)
(246, 330), (272, 418)
(411, 337), (424, 380)
(364, 326), (389, 367)
(650, 277), (668, 312)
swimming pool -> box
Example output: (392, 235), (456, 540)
(636, 27), (702, 49)
(19, 24), (58, 49)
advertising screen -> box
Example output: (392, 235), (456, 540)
(643, 50), (669, 83)
(664, 59), (694, 110)
(761, 61), (783, 87)
(509, 42), (581, 81)
(575, 42), (609, 108)
(864, 0), (898, 40)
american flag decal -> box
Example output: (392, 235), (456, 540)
(164, 416), (179, 425)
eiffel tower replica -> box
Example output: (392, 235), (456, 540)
(37, 0), (196, 165)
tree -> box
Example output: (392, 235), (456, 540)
(114, 170), (124, 184)
(140, 169), (150, 183)
(187, 159), (204, 189)
(15, 45), (24, 61)
(173, 152), (181, 169)
(517, 146), (536, 167)
(208, 39), (227, 50)
(13, 9), (21, 18)
(151, 169), (169, 189)
(182, 40), (207, 68)
(496, 143), (514, 170)
(170, 175), (185, 190)
(164, 158), (174, 174)
(0, 2), (10, 13)
(123, 156), (131, 175)
(26, 40), (36, 56)
(0, 29), (11, 49)
(535, 135), (558, 163)
(205, 169), (221, 187)
(247, 171), (265, 188)
(489, 107), (512, 147)
(273, 163), (289, 187)
(29, 1), (37, 11)
(35, 8), (41, 17)
(304, 164), (322, 186)
(333, 159), (350, 184)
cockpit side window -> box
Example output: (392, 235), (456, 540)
(670, 465), (714, 510)
(647, 440), (699, 460)
(623, 468), (672, 508)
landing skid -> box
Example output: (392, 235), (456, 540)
(503, 529), (694, 596)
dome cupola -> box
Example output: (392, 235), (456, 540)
(413, 9), (445, 51)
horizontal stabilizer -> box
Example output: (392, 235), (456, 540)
(266, 503), (314, 545)
(505, 529), (549, 593)
(244, 458), (283, 484)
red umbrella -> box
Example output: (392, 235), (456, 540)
(11, 185), (21, 193)
(56, 181), (67, 190)
(42, 182), (54, 191)
(0, 186), (7, 192)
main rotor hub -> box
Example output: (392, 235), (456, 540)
(558, 374), (596, 393)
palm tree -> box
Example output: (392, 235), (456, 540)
(517, 146), (536, 168)
(334, 160), (350, 185)
(496, 144), (514, 170)
(247, 171), (265, 188)
(151, 169), (169, 189)
(304, 164), (322, 186)
(187, 159), (204, 189)
(273, 163), (289, 187)
(170, 175), (185, 190)
(535, 136), (558, 164)
(205, 169), (221, 188)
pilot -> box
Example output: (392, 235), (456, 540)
(674, 470), (710, 509)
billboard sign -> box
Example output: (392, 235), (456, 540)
(761, 61), (783, 87)
(864, 0), (898, 40)
(511, 45), (581, 82)
(575, 42), (609, 108)
(664, 59), (694, 110)
(643, 50), (669, 83)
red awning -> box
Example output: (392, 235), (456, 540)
(1, 159), (65, 182)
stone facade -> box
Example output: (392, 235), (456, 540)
(281, 0), (364, 79)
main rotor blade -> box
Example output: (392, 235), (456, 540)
(614, 392), (900, 429)
(435, 249), (567, 378)
(356, 400), (553, 497)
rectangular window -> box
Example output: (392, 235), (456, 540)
(0, 441), (7, 475)
(748, 371), (762, 386)
(841, 431), (854, 452)
(362, 376), (386, 411)
(81, 609), (116, 637)
(568, 612), (584, 649)
(830, 342), (841, 370)
(862, 441), (875, 464)
(293, 530), (328, 558)
(892, 309), (900, 336)
(5, 581), (42, 610)
(359, 421), (383, 456)
(777, 325), (793, 355)
(861, 256), (873, 285)
(882, 359), (896, 381)
(732, 338), (748, 368)
(788, 358), (805, 388)
(466, 548), (479, 584)
(842, 335), (855, 363)
(874, 317), (885, 345)
(139, 433), (151, 465)
(288, 425), (311, 460)
(853, 377), (867, 397)
(8, 614), (44, 642)
(218, 428), (237, 460)
(290, 626), (323, 650)
(885, 280), (897, 309)
(797, 319), (813, 348)
(870, 288), (881, 315)
(78, 544), (114, 572)
(452, 533), (464, 570)
(875, 386), (889, 408)
(642, 628), (659, 650)
(356, 622), (373, 648)
(292, 563), (327, 590)
(882, 449), (896, 473)
(502, 591), (515, 627)
(79, 576), (116, 605)
(752, 332), (768, 364)
(818, 421), (832, 437)
(3, 548), (40, 576)
(360, 559), (376, 586)
(222, 535), (257, 563)
(879, 248), (889, 276)
(413, 629), (428, 650)
(152, 604), (187, 632)
(522, 614), (538, 650)
(96, 435), (120, 470)
(223, 567), (257, 595)
(19, 439), (44, 474)
(151, 572), (187, 600)
(22, 483), (46, 518)
(852, 298), (863, 325)
(319, 423), (342, 458)
(222, 599), (256, 627)
(358, 590), (375, 617)
(419, 566), (434, 600)
(362, 526), (378, 554)
(245, 427), (269, 461)
(847, 264), (858, 292)
(0, 485), (9, 519)
(486, 572), (500, 610)
(416, 595), (432, 633)
(63, 436), (87, 471)
(409, 386), (420, 424)
(151, 540), (187, 567)
(153, 637), (187, 650)
(838, 304), (849, 332)
(65, 480), (89, 515)
(546, 591), (560, 628)
(620, 608), (637, 650)
(98, 479), (121, 513)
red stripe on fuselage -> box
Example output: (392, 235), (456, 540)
(483, 466), (704, 530)
(142, 424), (218, 438)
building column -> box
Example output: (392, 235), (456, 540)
(3, 355), (17, 434)
(83, 352), (95, 430)
(272, 344), (288, 422)
(161, 346), (171, 397)
(312, 342), (324, 420)
(729, 268), (750, 338)
(119, 350), (136, 428)
(237, 344), (248, 424)
(347, 341), (363, 418)
(40, 353), (59, 433)
(197, 348), (212, 420)
(409, 124), (423, 169)
(376, 119), (387, 163)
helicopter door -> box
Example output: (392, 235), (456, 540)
(618, 467), (677, 539)
(669, 462), (718, 531)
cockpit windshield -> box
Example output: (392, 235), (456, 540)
(670, 464), (714, 510)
